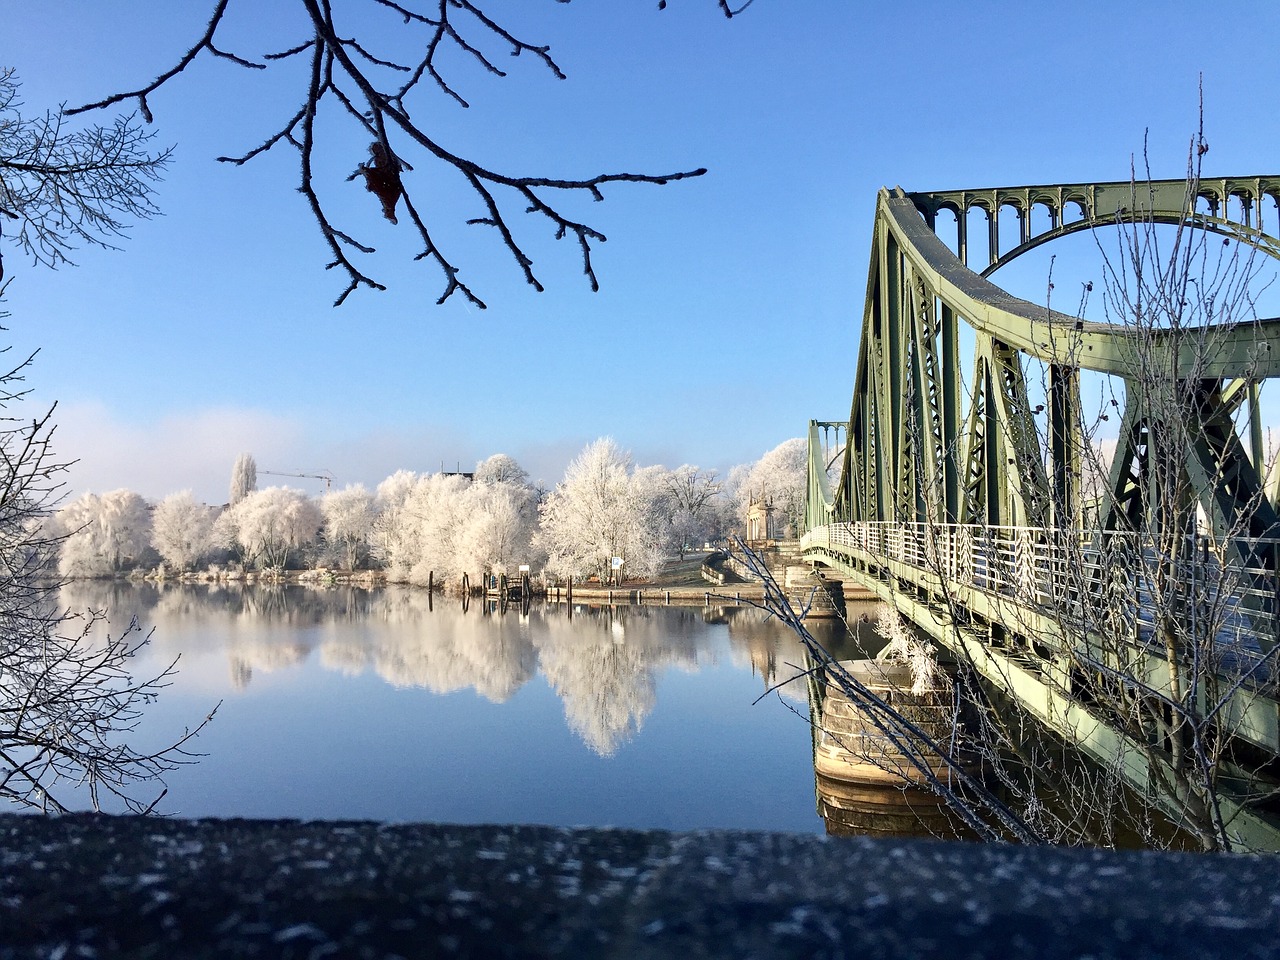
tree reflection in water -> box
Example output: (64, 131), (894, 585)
(58, 583), (868, 759)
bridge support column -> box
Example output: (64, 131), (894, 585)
(787, 567), (846, 621)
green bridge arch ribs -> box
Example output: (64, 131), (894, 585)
(806, 175), (1280, 850)
(908, 177), (1280, 275)
(812, 175), (1280, 580)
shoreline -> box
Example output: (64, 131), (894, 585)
(70, 565), (880, 609)
(73, 568), (775, 606)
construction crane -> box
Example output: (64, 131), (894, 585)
(260, 469), (334, 491)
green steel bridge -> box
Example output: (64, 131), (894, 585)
(801, 176), (1280, 850)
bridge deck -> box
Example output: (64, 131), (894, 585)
(802, 521), (1280, 851)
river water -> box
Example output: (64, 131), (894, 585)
(57, 582), (882, 833)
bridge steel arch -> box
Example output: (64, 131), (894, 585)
(803, 177), (1280, 850)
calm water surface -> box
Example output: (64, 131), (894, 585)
(61, 582), (881, 833)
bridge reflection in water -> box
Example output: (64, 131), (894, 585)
(814, 774), (960, 840)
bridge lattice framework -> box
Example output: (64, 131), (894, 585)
(803, 176), (1280, 850)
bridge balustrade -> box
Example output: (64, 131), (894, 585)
(803, 520), (1276, 681)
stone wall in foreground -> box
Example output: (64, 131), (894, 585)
(2, 814), (1277, 959)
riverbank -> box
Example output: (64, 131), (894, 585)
(117, 547), (876, 610)
(543, 582), (768, 605)
(4, 813), (1276, 959)
(124, 568), (771, 605)
(109, 549), (779, 603)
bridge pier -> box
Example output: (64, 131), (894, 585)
(786, 566), (846, 620)
(801, 522), (1280, 851)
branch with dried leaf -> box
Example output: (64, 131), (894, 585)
(66, 1), (740, 307)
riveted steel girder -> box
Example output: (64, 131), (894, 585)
(804, 177), (1280, 844)
(883, 189), (1280, 379)
(909, 177), (1280, 274)
(814, 178), (1280, 541)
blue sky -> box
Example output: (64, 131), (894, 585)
(5, 1), (1280, 503)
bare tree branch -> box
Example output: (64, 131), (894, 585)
(0, 69), (170, 281)
(0, 329), (217, 814)
(65, 1), (735, 307)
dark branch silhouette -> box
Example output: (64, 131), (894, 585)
(0, 341), (217, 814)
(66, 2), (736, 307)
(0, 69), (170, 283)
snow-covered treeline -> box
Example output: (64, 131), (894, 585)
(46, 439), (806, 584)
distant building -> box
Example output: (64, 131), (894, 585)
(745, 495), (776, 544)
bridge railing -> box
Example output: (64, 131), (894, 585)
(804, 521), (1279, 674)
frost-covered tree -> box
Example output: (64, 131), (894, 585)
(99, 490), (154, 571)
(627, 464), (676, 577)
(457, 473), (539, 578)
(150, 490), (216, 572)
(402, 473), (472, 584)
(538, 438), (661, 584)
(228, 452), (257, 506)
(373, 460), (541, 584)
(370, 471), (472, 585)
(370, 469), (421, 576)
(223, 486), (321, 570)
(735, 438), (807, 537)
(665, 465), (726, 554)
(54, 489), (153, 576)
(51, 496), (104, 576)
(320, 483), (375, 570)
(474, 453), (530, 487)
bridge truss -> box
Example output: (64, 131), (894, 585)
(803, 176), (1280, 850)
